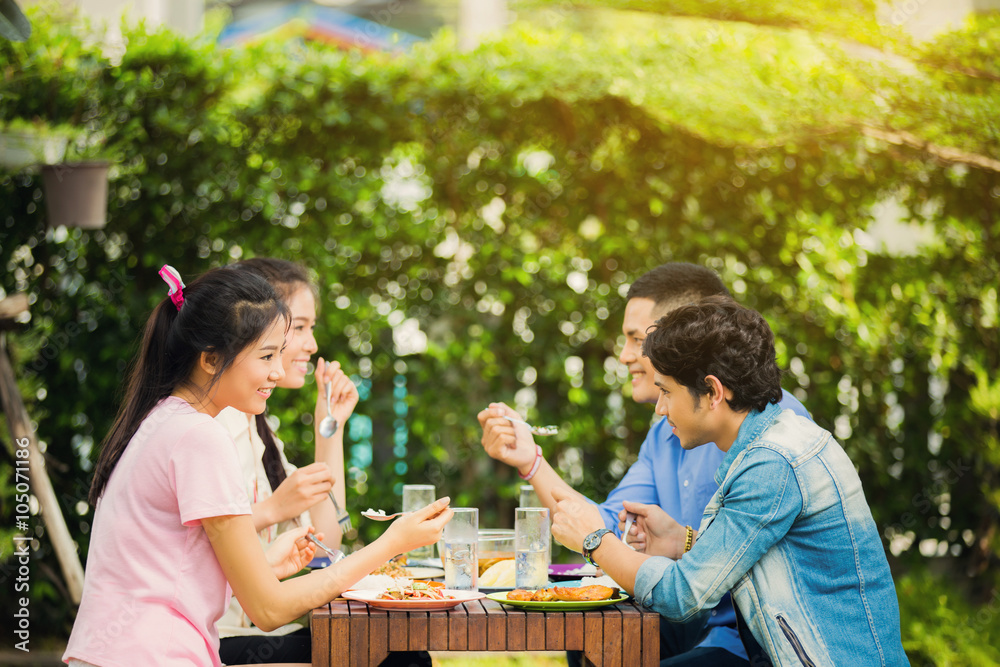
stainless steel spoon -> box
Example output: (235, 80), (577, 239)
(502, 415), (559, 436)
(361, 508), (410, 521)
(318, 381), (339, 438)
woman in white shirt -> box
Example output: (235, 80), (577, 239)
(216, 257), (360, 664)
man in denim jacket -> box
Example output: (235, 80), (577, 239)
(550, 296), (909, 666)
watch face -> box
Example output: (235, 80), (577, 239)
(584, 529), (611, 552)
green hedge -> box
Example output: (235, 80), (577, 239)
(1, 6), (998, 657)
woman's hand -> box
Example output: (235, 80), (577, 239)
(382, 497), (453, 554)
(262, 462), (334, 524)
(619, 501), (689, 560)
(314, 357), (360, 431)
(265, 525), (319, 580)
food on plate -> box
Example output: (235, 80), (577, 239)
(479, 559), (516, 588)
(505, 589), (536, 602)
(377, 580), (453, 601)
(372, 555), (408, 577)
(507, 584), (619, 602)
(553, 585), (618, 601)
(507, 588), (556, 602)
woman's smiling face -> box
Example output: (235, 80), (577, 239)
(278, 285), (319, 389)
(213, 318), (286, 415)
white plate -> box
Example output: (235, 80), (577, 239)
(343, 588), (484, 611)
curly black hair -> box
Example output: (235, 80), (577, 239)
(642, 295), (782, 413)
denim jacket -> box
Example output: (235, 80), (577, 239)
(634, 404), (909, 666)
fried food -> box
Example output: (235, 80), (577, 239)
(553, 585), (618, 601)
(507, 585), (619, 603)
(506, 588), (557, 601)
(506, 589), (536, 601)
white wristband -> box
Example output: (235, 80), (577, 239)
(518, 445), (543, 481)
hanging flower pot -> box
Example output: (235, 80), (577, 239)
(41, 161), (110, 229)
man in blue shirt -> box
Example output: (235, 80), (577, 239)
(478, 263), (809, 666)
(546, 297), (908, 666)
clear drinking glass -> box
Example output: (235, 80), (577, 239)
(402, 484), (436, 561)
(515, 507), (550, 590)
(519, 485), (552, 560)
(519, 484), (542, 508)
(443, 508), (479, 591)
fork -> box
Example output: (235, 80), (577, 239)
(501, 415), (559, 436)
(329, 491), (353, 534)
(307, 533), (347, 564)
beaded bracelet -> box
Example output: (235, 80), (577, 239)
(519, 445), (544, 481)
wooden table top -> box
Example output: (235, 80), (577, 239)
(311, 596), (659, 666)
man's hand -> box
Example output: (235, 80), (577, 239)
(550, 487), (608, 553)
(619, 500), (689, 560)
(265, 525), (319, 579)
(476, 402), (538, 473)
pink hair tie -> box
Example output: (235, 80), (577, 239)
(158, 264), (186, 311)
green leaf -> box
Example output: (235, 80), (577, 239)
(0, 0), (30, 41)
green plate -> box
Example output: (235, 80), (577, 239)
(486, 591), (629, 611)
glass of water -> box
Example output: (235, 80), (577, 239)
(443, 507), (479, 590)
(519, 485), (542, 508)
(402, 484), (436, 561)
(515, 507), (550, 590)
(519, 486), (553, 560)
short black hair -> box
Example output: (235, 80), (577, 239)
(626, 262), (731, 315)
(642, 295), (782, 413)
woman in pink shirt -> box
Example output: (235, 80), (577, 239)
(64, 266), (451, 667)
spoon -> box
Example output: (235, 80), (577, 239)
(318, 381), (339, 438)
(502, 415), (559, 436)
(361, 508), (410, 521)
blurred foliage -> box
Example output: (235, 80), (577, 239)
(1, 2), (998, 658)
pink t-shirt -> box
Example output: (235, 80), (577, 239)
(64, 397), (251, 667)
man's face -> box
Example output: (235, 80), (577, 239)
(652, 374), (712, 450)
(619, 297), (660, 404)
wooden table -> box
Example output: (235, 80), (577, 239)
(311, 596), (659, 666)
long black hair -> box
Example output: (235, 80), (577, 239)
(89, 267), (289, 504)
(232, 257), (316, 493)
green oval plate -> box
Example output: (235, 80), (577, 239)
(486, 591), (629, 611)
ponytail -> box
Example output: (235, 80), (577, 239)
(255, 413), (289, 492)
(89, 299), (180, 505)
